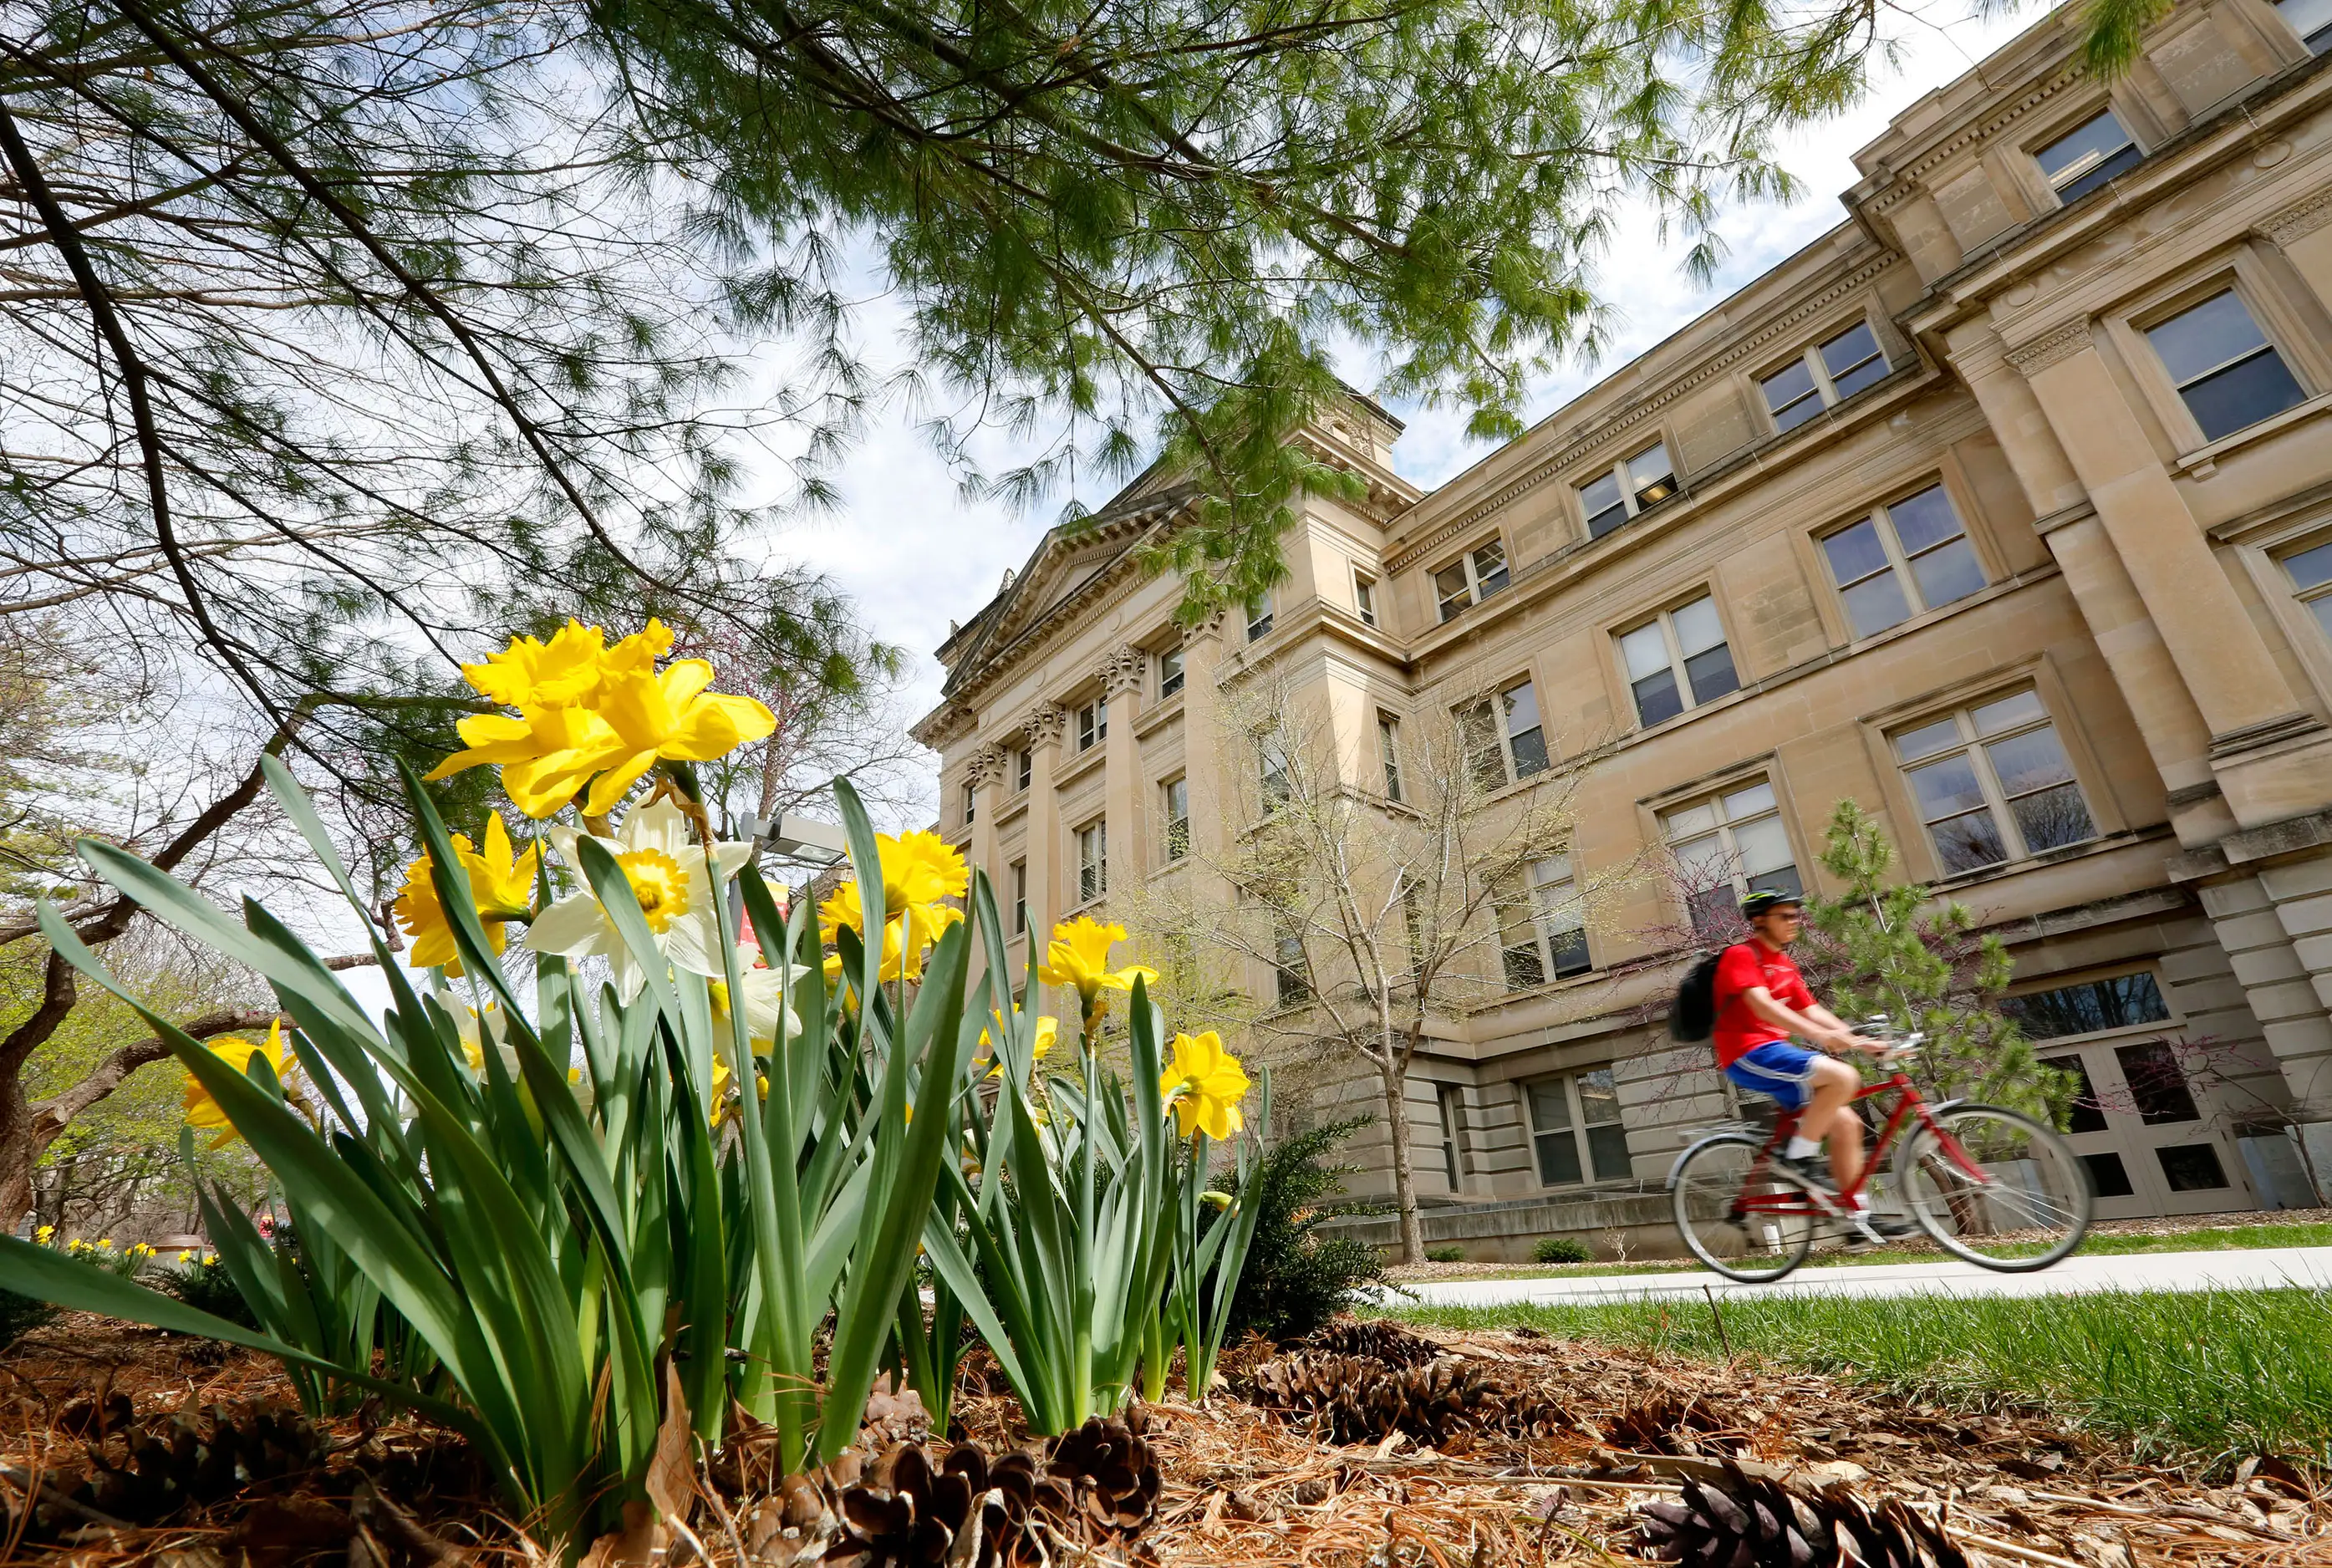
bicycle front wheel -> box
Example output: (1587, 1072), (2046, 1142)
(1670, 1133), (1818, 1283)
(1896, 1104), (2092, 1270)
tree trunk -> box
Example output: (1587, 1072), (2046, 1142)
(1379, 1064), (1424, 1263)
(0, 1063), (33, 1235)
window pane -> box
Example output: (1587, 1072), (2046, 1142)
(2004, 973), (2170, 1040)
(1535, 1130), (1584, 1186)
(1665, 802), (1718, 837)
(2279, 0), (2332, 50)
(1503, 943), (1546, 990)
(2178, 349), (2307, 443)
(1730, 816), (1795, 879)
(1529, 853), (1573, 893)
(1762, 359), (1817, 419)
(1970, 690), (2046, 736)
(2035, 109), (2134, 190)
(1755, 863), (1805, 901)
(1501, 680), (1540, 739)
(2055, 141), (2143, 202)
(1632, 670), (1683, 727)
(1510, 727), (1550, 778)
(1581, 472), (1626, 537)
(1908, 754), (1988, 819)
(1931, 808), (2009, 873)
(1843, 573), (1913, 637)
(2155, 1143), (2227, 1192)
(2116, 1041), (2198, 1125)
(1670, 595), (1724, 655)
(1983, 725), (2075, 795)
(1888, 486), (1961, 553)
(1619, 622), (1672, 681)
(1894, 716), (1963, 761)
(1527, 1080), (1572, 1129)
(1434, 563), (1472, 620)
(1629, 443), (1676, 507)
(1586, 1123), (1632, 1183)
(1909, 537), (1986, 609)
(1684, 644), (1739, 705)
(1820, 323), (1884, 383)
(2049, 1055), (2111, 1133)
(1474, 540), (1510, 595)
(1549, 925), (1591, 978)
(2147, 292), (2268, 384)
(2286, 541), (2332, 591)
(1720, 781), (1774, 818)
(2314, 597), (2332, 641)
(2083, 1152), (2136, 1197)
(1823, 520), (1892, 586)
(2010, 781), (2096, 853)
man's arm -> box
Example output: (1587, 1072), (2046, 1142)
(1742, 988), (1880, 1054)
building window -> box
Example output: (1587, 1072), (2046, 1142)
(1274, 926), (1308, 1007)
(1011, 859), (1028, 935)
(1076, 819), (1107, 903)
(1258, 731), (1291, 810)
(1617, 594), (1738, 727)
(1433, 538), (1510, 622)
(1246, 593), (1275, 641)
(1892, 690), (2096, 875)
(1525, 1069), (1628, 1187)
(2276, 0), (2332, 53)
(1664, 781), (1801, 933)
(1494, 853), (1591, 990)
(1158, 645), (1184, 699)
(1759, 321), (1892, 436)
(2035, 109), (2141, 204)
(2146, 291), (2307, 444)
(1820, 484), (1986, 638)
(1015, 748), (1031, 792)
(1162, 776), (1189, 861)
(1377, 714), (1403, 802)
(1353, 571), (1379, 628)
(2156, 1143), (2228, 1193)
(1401, 884), (1428, 983)
(2002, 972), (2170, 1040)
(961, 782), (976, 827)
(2283, 539), (2332, 642)
(2083, 1151), (2137, 1197)
(1436, 1085), (1469, 1191)
(1457, 679), (1550, 790)
(2047, 1054), (2112, 1134)
(2115, 1041), (2201, 1125)
(1076, 698), (1107, 752)
(1577, 442), (1676, 539)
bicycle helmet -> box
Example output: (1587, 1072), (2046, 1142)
(1739, 888), (1804, 919)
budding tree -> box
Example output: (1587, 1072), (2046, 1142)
(1123, 669), (1610, 1261)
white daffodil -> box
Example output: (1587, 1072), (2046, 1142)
(439, 992), (593, 1112)
(709, 941), (797, 1053)
(527, 797), (754, 995)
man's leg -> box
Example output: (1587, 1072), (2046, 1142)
(1785, 1056), (1862, 1191)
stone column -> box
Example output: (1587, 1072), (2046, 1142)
(2009, 322), (2314, 782)
(1022, 703), (1067, 948)
(1099, 646), (1145, 899)
(1174, 612), (1230, 865)
(965, 744), (1004, 900)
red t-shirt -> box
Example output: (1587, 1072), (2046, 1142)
(1712, 941), (1815, 1067)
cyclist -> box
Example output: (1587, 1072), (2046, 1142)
(1714, 888), (1915, 1239)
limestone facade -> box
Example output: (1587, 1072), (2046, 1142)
(915, 2), (2332, 1253)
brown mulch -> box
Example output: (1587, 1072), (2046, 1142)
(5, 1316), (2326, 1567)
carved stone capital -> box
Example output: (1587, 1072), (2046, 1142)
(2004, 318), (2094, 376)
(2260, 188), (2332, 247)
(964, 745), (1006, 787)
(1024, 702), (1067, 746)
(1097, 644), (1146, 696)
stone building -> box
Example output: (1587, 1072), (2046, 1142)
(913, 0), (2332, 1255)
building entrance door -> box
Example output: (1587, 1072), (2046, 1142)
(2042, 1040), (2253, 1218)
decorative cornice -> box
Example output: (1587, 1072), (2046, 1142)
(1097, 644), (1146, 696)
(1386, 251), (1898, 575)
(1866, 60), (2088, 216)
(2004, 318), (2093, 375)
(2260, 186), (2332, 246)
(1024, 702), (1067, 746)
(912, 702), (976, 750)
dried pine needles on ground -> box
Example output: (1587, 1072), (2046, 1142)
(5, 1315), (2325, 1568)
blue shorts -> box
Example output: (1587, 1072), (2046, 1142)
(1724, 1041), (1821, 1110)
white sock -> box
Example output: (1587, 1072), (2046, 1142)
(1785, 1136), (1821, 1160)
(1851, 1193), (1871, 1211)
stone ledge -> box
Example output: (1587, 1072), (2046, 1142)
(1320, 1188), (1683, 1263)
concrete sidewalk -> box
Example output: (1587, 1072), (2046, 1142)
(1386, 1245), (2332, 1308)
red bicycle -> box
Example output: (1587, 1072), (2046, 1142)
(1667, 1026), (2093, 1282)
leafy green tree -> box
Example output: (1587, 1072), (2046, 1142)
(1800, 800), (2074, 1125)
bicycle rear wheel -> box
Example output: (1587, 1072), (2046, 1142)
(1896, 1104), (2091, 1270)
(1670, 1133), (1818, 1283)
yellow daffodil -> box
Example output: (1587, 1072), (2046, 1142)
(1039, 917), (1159, 1026)
(573, 658), (776, 817)
(177, 1249), (192, 1263)
(878, 830), (969, 915)
(709, 943), (793, 1051)
(35, 1224), (53, 1244)
(393, 816), (541, 975)
(529, 798), (754, 995)
(817, 879), (962, 983)
(184, 1020), (292, 1148)
(978, 1009), (1058, 1079)
(425, 702), (620, 819)
(460, 619), (610, 709)
(1158, 1030), (1250, 1141)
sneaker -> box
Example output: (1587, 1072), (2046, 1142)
(1842, 1211), (1921, 1248)
(1769, 1149), (1836, 1194)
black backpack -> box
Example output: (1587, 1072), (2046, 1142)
(1670, 944), (1741, 1042)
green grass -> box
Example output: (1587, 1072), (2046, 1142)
(1387, 1286), (2332, 1470)
(1398, 1219), (2332, 1281)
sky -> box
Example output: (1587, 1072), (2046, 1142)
(765, 2), (2041, 763)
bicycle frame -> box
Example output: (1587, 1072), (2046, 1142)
(1731, 1068), (1991, 1218)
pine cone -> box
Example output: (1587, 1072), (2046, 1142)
(1301, 1318), (1441, 1368)
(1635, 1462), (1969, 1568)
(1043, 1414), (1161, 1538)
(1240, 1352), (1505, 1447)
(1605, 1392), (1732, 1457)
(35, 1402), (325, 1530)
